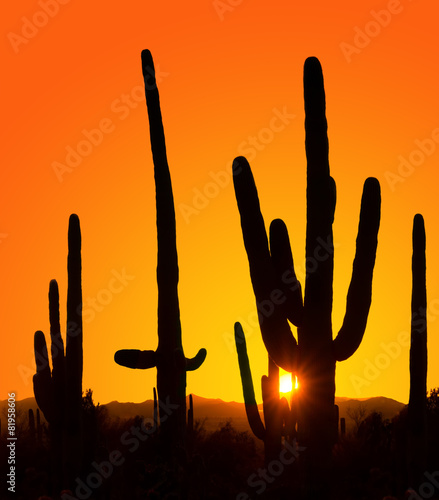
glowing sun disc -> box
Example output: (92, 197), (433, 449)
(279, 374), (293, 393)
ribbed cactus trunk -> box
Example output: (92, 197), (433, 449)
(33, 214), (83, 492)
(233, 57), (381, 493)
(408, 214), (427, 489)
(114, 50), (206, 451)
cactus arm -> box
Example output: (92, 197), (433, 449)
(153, 387), (158, 429)
(234, 323), (266, 441)
(332, 177), (381, 361)
(49, 279), (64, 424)
(185, 348), (207, 371)
(269, 218), (304, 327)
(114, 349), (157, 369)
(33, 330), (54, 422)
(409, 214), (427, 415)
(49, 279), (64, 377)
(187, 393), (194, 433)
(232, 156), (298, 371)
(303, 57), (334, 325)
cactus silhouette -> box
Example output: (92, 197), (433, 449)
(29, 408), (36, 441)
(408, 213), (427, 487)
(114, 50), (206, 447)
(232, 57), (381, 479)
(153, 387), (158, 431)
(187, 394), (194, 435)
(340, 417), (346, 436)
(33, 213), (83, 491)
(36, 408), (42, 445)
(234, 322), (286, 462)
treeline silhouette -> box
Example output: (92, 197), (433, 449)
(1, 50), (438, 499)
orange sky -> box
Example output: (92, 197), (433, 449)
(2, 0), (439, 406)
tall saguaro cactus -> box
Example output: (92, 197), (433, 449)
(408, 213), (427, 488)
(33, 214), (83, 491)
(114, 50), (206, 447)
(232, 57), (381, 475)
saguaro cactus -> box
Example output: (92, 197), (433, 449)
(408, 213), (427, 488)
(28, 409), (36, 441)
(235, 322), (286, 463)
(232, 57), (381, 475)
(33, 214), (83, 491)
(114, 50), (206, 447)
(187, 394), (194, 435)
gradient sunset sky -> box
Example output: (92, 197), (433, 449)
(2, 0), (439, 406)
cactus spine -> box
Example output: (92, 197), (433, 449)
(235, 322), (285, 463)
(33, 214), (83, 491)
(408, 213), (427, 488)
(114, 50), (206, 448)
(232, 57), (381, 476)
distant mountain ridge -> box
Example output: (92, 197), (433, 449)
(1, 395), (406, 434)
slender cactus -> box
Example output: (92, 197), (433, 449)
(33, 214), (83, 491)
(340, 417), (346, 436)
(153, 387), (158, 431)
(334, 404), (339, 443)
(114, 50), (206, 448)
(235, 322), (286, 463)
(408, 213), (427, 488)
(36, 408), (42, 446)
(232, 57), (381, 478)
(187, 394), (194, 435)
(29, 409), (36, 441)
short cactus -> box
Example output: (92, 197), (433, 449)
(33, 214), (83, 491)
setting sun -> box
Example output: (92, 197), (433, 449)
(279, 373), (293, 394)
(280, 372), (299, 394)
